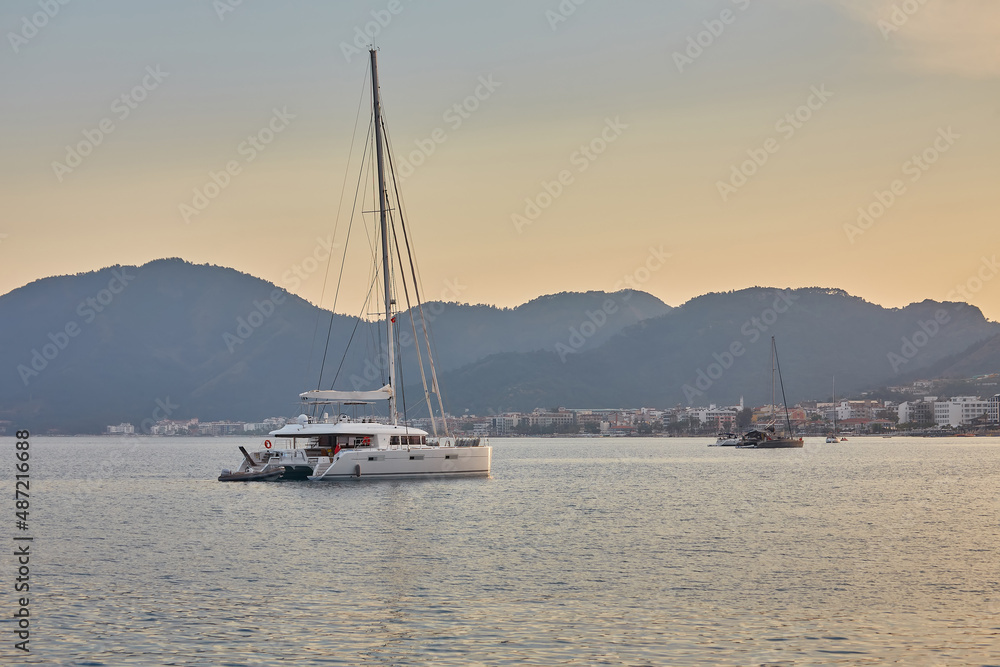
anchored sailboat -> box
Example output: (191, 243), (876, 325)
(826, 377), (839, 443)
(738, 336), (804, 449)
(220, 49), (491, 481)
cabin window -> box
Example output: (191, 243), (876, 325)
(409, 454), (424, 460)
(390, 436), (400, 446)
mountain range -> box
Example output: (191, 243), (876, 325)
(2, 258), (998, 433)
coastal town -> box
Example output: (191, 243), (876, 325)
(105, 377), (1000, 438)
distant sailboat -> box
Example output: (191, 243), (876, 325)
(826, 377), (839, 443)
(739, 337), (804, 449)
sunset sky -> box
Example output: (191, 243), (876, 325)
(3, 0), (999, 319)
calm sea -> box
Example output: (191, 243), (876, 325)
(4, 436), (1000, 665)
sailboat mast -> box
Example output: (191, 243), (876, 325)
(772, 336), (793, 436)
(771, 337), (776, 424)
(832, 376), (837, 432)
(370, 48), (396, 425)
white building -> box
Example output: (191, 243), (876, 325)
(106, 423), (134, 435)
(933, 396), (990, 427)
(695, 406), (737, 428)
(491, 413), (521, 435)
(527, 408), (576, 428)
(987, 394), (999, 424)
(898, 398), (935, 425)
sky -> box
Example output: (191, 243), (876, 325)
(2, 0), (999, 320)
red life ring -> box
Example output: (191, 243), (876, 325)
(362, 437), (371, 446)
(264, 440), (272, 449)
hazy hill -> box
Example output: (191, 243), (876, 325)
(434, 288), (1000, 413)
(393, 290), (671, 372)
(3, 262), (998, 432)
(901, 332), (1000, 381)
(1, 259), (358, 433)
(0, 259), (668, 433)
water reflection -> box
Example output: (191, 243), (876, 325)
(14, 436), (1000, 664)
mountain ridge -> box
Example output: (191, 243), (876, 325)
(2, 259), (998, 432)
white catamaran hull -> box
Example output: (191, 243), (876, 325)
(310, 446), (491, 480)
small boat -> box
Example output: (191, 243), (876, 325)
(711, 432), (741, 446)
(218, 467), (284, 482)
(218, 446), (302, 482)
(825, 435), (838, 443)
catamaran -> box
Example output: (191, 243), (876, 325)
(221, 49), (491, 481)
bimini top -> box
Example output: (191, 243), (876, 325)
(299, 384), (392, 403)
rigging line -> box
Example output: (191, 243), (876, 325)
(389, 199), (438, 436)
(306, 67), (370, 389)
(371, 119), (385, 388)
(393, 296), (409, 430)
(773, 337), (793, 436)
(381, 118), (431, 303)
(383, 121), (450, 435)
(328, 269), (381, 390)
(317, 114), (374, 390)
(363, 112), (381, 285)
(383, 135), (438, 436)
(360, 118), (383, 370)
